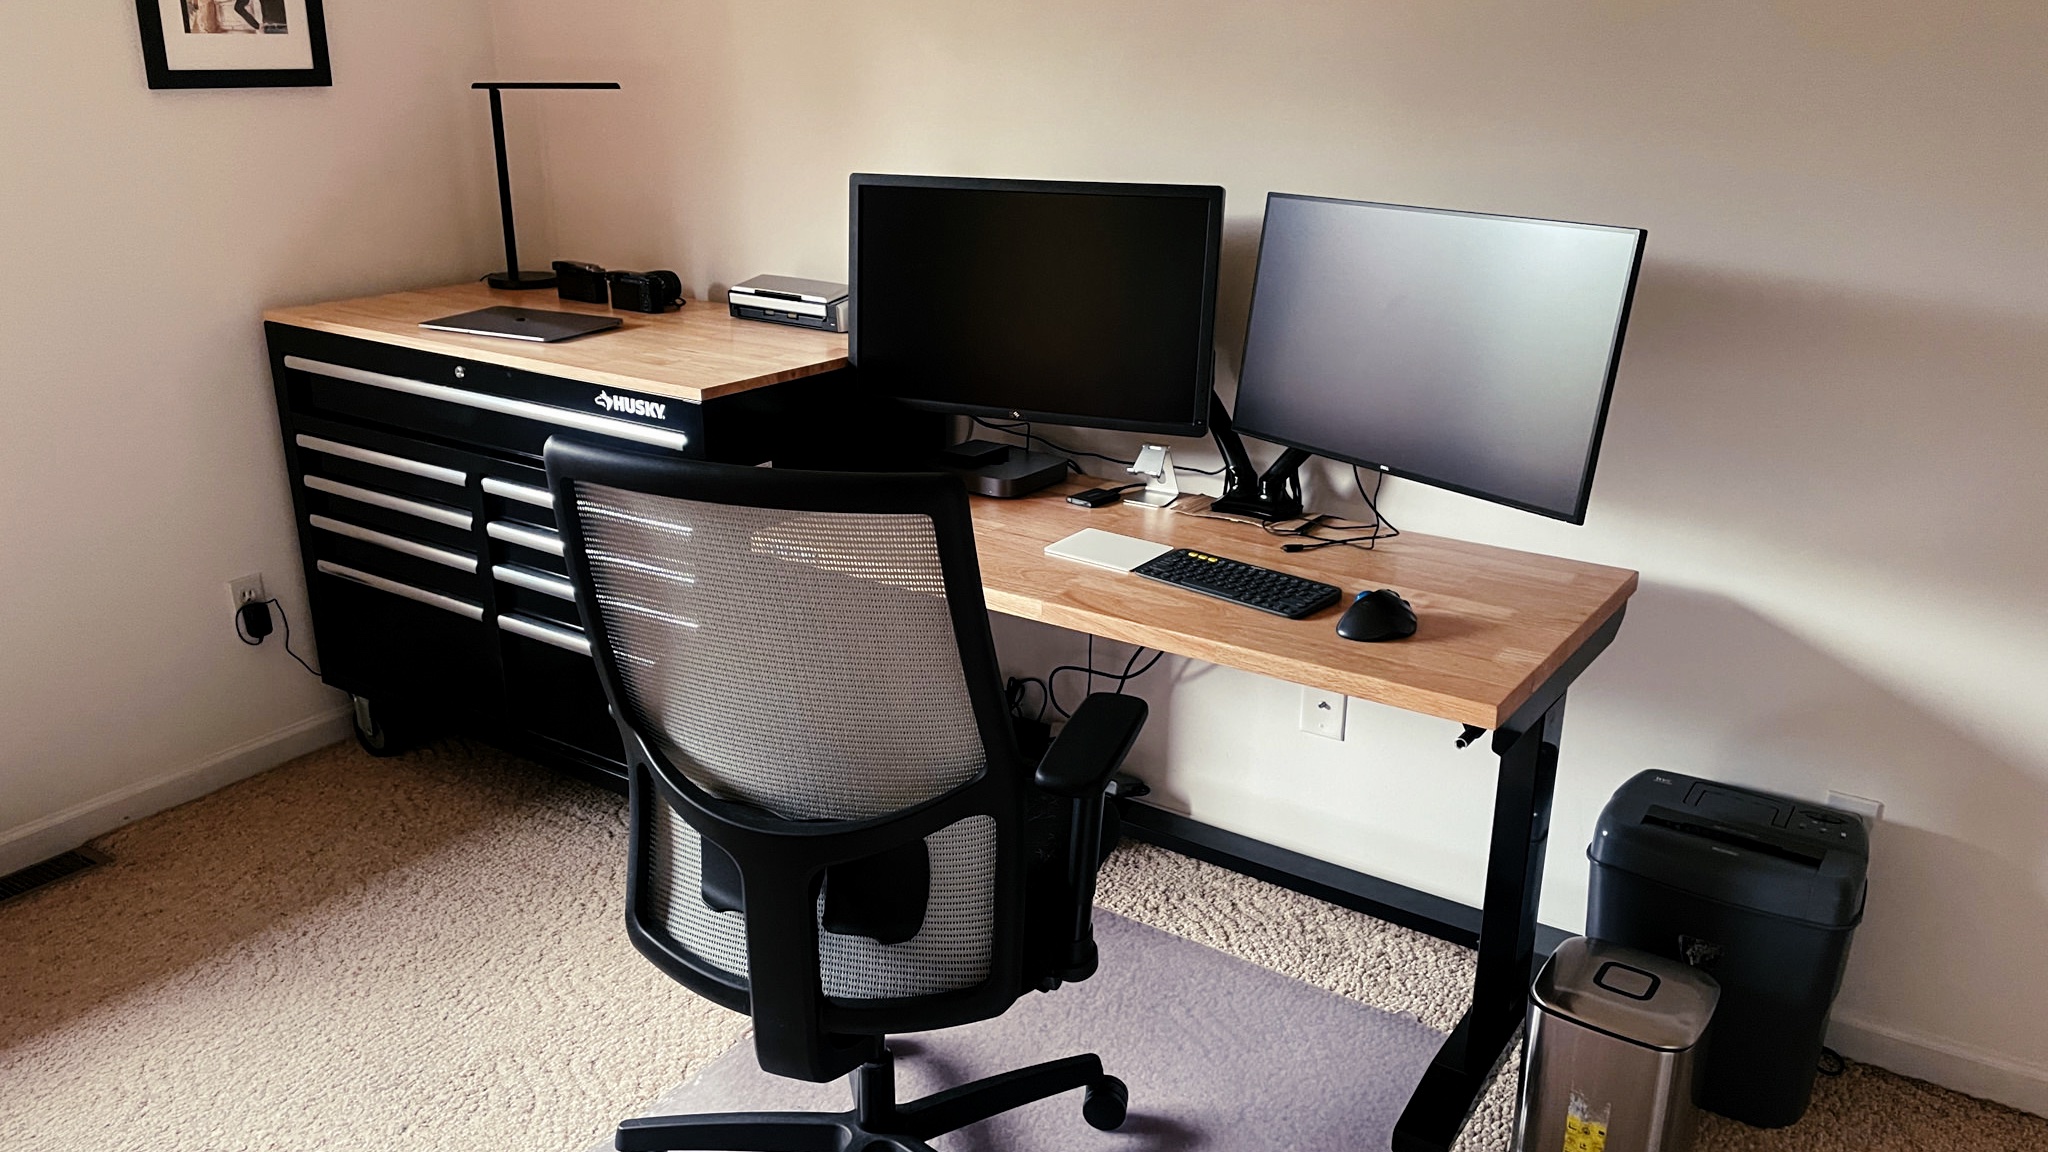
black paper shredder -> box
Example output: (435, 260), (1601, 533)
(1586, 770), (1868, 1128)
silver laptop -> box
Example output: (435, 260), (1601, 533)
(419, 306), (622, 343)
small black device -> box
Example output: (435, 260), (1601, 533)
(237, 599), (274, 640)
(1336, 588), (1418, 642)
(1588, 770), (1868, 1128)
(1066, 486), (1135, 509)
(608, 269), (684, 313)
(937, 440), (1011, 468)
(552, 260), (610, 304)
(1130, 548), (1340, 619)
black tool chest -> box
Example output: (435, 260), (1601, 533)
(265, 320), (846, 786)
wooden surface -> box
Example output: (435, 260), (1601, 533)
(264, 282), (848, 403)
(971, 483), (1639, 729)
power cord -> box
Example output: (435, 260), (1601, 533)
(1269, 466), (1401, 553)
(1046, 639), (1166, 718)
(235, 597), (322, 678)
(1005, 675), (1050, 724)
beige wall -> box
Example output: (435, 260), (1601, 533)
(491, 0), (2048, 1109)
(0, 4), (501, 868)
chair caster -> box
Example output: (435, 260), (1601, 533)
(351, 696), (405, 757)
(1082, 1074), (1128, 1131)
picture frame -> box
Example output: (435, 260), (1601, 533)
(135, 0), (331, 89)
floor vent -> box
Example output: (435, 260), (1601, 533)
(0, 848), (107, 906)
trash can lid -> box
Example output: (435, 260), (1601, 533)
(1533, 937), (1720, 1052)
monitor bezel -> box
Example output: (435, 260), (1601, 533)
(1230, 192), (1647, 525)
(848, 172), (1224, 439)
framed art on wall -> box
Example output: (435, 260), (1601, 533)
(135, 0), (331, 89)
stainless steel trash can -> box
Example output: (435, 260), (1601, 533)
(1514, 937), (1719, 1152)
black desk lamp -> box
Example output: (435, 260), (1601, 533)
(473, 81), (621, 290)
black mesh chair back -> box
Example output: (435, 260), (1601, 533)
(547, 440), (1045, 1082)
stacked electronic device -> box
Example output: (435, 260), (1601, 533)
(728, 274), (849, 332)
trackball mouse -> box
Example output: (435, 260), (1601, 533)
(1336, 588), (1418, 642)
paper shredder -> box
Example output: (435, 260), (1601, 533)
(1515, 936), (1719, 1152)
(1587, 770), (1869, 1127)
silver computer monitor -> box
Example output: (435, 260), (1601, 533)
(1231, 193), (1645, 524)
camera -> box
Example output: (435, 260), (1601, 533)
(552, 260), (611, 305)
(608, 269), (684, 313)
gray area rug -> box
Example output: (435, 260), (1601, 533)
(594, 910), (1445, 1151)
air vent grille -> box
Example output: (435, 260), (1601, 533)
(0, 848), (107, 906)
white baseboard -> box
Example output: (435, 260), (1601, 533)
(0, 707), (353, 876)
(1830, 1010), (2048, 1119)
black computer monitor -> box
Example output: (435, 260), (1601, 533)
(1226, 193), (1645, 524)
(849, 175), (1223, 449)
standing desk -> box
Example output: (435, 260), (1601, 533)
(965, 483), (1637, 1152)
(262, 282), (1638, 1152)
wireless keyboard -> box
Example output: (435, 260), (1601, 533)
(1131, 548), (1342, 619)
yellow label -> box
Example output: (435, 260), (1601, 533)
(1563, 1113), (1608, 1152)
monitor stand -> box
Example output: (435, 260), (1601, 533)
(937, 443), (1069, 498)
(1207, 391), (1309, 521)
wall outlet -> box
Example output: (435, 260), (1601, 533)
(1826, 790), (1884, 824)
(227, 573), (266, 611)
(1299, 687), (1346, 740)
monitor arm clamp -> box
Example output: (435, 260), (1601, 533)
(1207, 391), (1309, 522)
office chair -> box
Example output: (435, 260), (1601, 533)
(545, 439), (1149, 1152)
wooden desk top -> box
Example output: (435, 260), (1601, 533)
(972, 483), (1638, 730)
(264, 282), (848, 403)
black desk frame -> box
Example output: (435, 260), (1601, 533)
(1120, 607), (1624, 1152)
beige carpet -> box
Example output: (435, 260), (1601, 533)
(1, 739), (2040, 1151)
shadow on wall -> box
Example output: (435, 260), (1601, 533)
(1594, 260), (2048, 597)
(1576, 581), (2048, 1061)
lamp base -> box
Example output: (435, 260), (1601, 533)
(486, 270), (559, 290)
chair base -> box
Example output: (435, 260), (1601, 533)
(616, 1047), (1127, 1151)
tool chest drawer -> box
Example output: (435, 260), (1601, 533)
(266, 314), (838, 787)
(271, 327), (698, 462)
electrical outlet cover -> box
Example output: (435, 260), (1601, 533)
(1299, 688), (1346, 740)
(228, 573), (266, 610)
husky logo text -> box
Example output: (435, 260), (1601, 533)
(594, 390), (667, 420)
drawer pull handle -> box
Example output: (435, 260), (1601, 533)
(498, 613), (592, 656)
(310, 515), (478, 573)
(482, 476), (555, 508)
(493, 564), (576, 601)
(304, 476), (472, 530)
(284, 355), (690, 453)
(316, 561), (484, 621)
(487, 520), (565, 557)
(294, 434), (468, 487)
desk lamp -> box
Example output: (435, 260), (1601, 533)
(472, 81), (621, 290)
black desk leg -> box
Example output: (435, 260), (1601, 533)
(1392, 696), (1564, 1152)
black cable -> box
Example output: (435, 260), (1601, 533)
(1270, 466), (1402, 553)
(1115, 642), (1155, 686)
(1355, 465), (1401, 545)
(1005, 676), (1049, 723)
(236, 598), (322, 678)
(1817, 1047), (1846, 1077)
(1046, 645), (1166, 717)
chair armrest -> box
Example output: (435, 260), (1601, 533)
(1034, 693), (1147, 798)
(1031, 693), (1147, 986)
